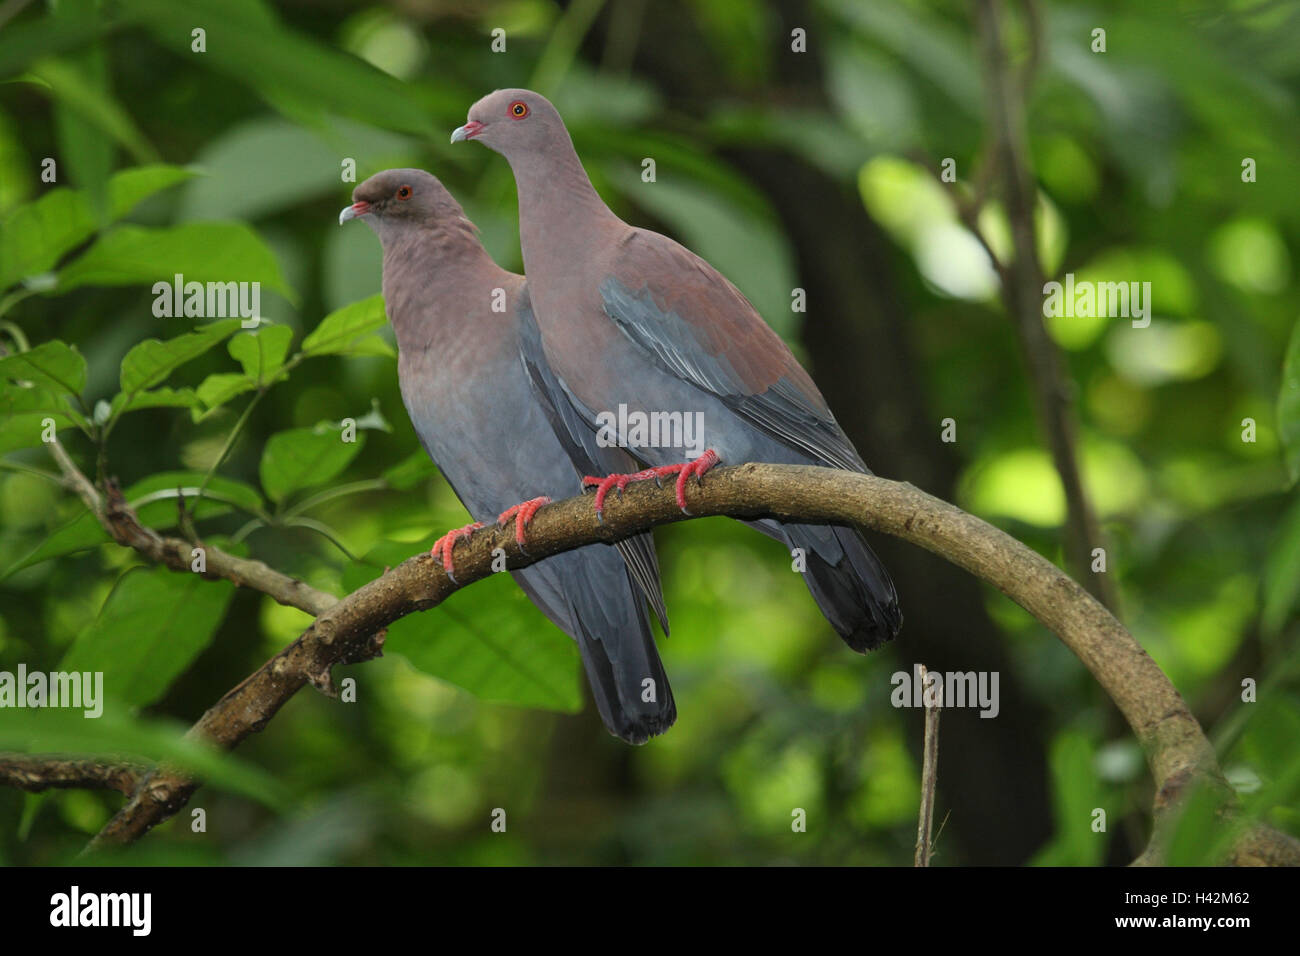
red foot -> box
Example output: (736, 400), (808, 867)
(430, 521), (483, 579)
(582, 449), (721, 518)
(497, 496), (551, 549)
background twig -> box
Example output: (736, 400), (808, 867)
(969, 0), (1121, 616)
(915, 664), (943, 867)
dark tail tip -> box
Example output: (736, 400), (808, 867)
(610, 700), (678, 746)
(840, 591), (902, 653)
(573, 601), (677, 745)
(581, 642), (677, 745)
(789, 523), (903, 653)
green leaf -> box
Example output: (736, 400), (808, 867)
(50, 61), (114, 223)
(228, 324), (292, 383)
(301, 295), (388, 357)
(193, 372), (255, 419)
(824, 0), (982, 117)
(122, 0), (430, 136)
(0, 341), (86, 395)
(1262, 495), (1300, 638)
(0, 164), (194, 289)
(1, 510), (108, 580)
(825, 43), (920, 151)
(0, 188), (84, 290)
(107, 164), (195, 215)
(0, 413), (73, 454)
(31, 56), (158, 166)
(340, 334), (394, 358)
(109, 385), (200, 416)
(123, 470), (266, 521)
(56, 222), (293, 300)
(1278, 316), (1300, 486)
(0, 14), (109, 79)
(178, 116), (412, 223)
(60, 566), (235, 708)
(0, 377), (81, 451)
(382, 449), (437, 490)
(259, 426), (365, 503)
(117, 318), (242, 398)
(0, 380), (80, 418)
(344, 539), (582, 712)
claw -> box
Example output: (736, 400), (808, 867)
(675, 449), (721, 513)
(581, 473), (635, 521)
(496, 496), (551, 550)
(581, 449), (721, 519)
(430, 521), (484, 580)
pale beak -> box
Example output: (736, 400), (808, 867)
(450, 120), (485, 144)
(339, 200), (371, 225)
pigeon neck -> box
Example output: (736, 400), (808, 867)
(381, 221), (506, 351)
(508, 140), (621, 272)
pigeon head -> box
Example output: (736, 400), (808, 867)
(450, 89), (565, 158)
(338, 168), (464, 239)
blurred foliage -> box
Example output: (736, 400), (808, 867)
(0, 0), (1298, 865)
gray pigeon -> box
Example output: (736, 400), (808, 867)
(453, 92), (902, 652)
(341, 168), (675, 743)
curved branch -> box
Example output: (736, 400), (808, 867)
(72, 463), (1296, 863)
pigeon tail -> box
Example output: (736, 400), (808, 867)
(756, 521), (902, 652)
(573, 605), (677, 745)
(513, 550), (676, 744)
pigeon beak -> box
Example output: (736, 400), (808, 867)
(450, 120), (485, 144)
(338, 201), (371, 225)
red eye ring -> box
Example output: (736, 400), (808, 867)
(396, 185), (412, 200)
(509, 100), (529, 119)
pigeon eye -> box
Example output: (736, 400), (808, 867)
(396, 185), (412, 200)
(509, 101), (529, 119)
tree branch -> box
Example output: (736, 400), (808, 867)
(47, 436), (336, 616)
(58, 462), (1295, 864)
(914, 664), (942, 867)
(0, 753), (143, 796)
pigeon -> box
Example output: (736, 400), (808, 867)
(341, 168), (675, 743)
(452, 92), (902, 651)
